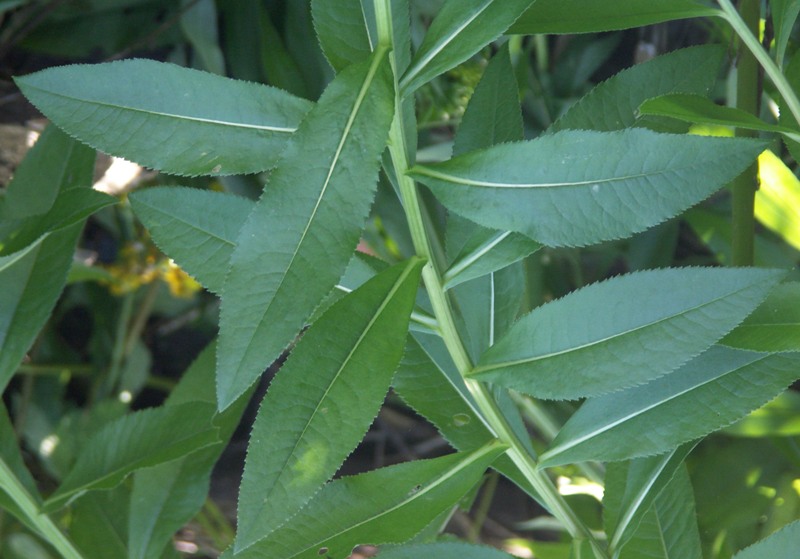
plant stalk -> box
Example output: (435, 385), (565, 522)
(375, 2), (606, 555)
(728, 0), (761, 266)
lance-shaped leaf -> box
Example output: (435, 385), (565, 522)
(539, 346), (800, 467)
(509, 0), (719, 34)
(129, 187), (254, 294)
(399, 0), (534, 94)
(772, 0), (800, 67)
(216, 48), (394, 410)
(733, 520), (800, 559)
(604, 443), (697, 555)
(224, 442), (506, 559)
(15, 59), (314, 176)
(45, 402), (220, 511)
(375, 542), (515, 558)
(549, 45), (724, 133)
(639, 94), (800, 142)
(469, 267), (784, 400)
(721, 282), (800, 353)
(235, 258), (424, 550)
(444, 229), (538, 290)
(409, 129), (766, 247)
(616, 466), (702, 559)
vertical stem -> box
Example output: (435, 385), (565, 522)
(374, 2), (605, 555)
(729, 0), (760, 266)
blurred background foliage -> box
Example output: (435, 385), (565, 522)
(0, 1), (799, 558)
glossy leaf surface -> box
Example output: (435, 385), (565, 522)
(16, 59), (314, 176)
(399, 0), (534, 93)
(550, 46), (724, 133)
(540, 347), (800, 466)
(235, 258), (423, 550)
(470, 267), (783, 400)
(129, 187), (254, 294)
(410, 129), (765, 247)
(45, 402), (220, 511)
(509, 0), (719, 34)
(721, 282), (800, 353)
(224, 443), (505, 559)
(216, 49), (394, 410)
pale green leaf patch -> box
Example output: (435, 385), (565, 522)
(732, 520), (800, 559)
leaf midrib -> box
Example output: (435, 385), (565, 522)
(23, 84), (298, 133)
(239, 257), (417, 545)
(541, 352), (770, 462)
(472, 281), (759, 375)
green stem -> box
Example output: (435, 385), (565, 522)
(468, 470), (499, 543)
(375, 2), (605, 555)
(0, 459), (85, 559)
(727, 0), (760, 266)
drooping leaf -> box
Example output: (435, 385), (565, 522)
(410, 129), (766, 247)
(235, 258), (424, 550)
(129, 187), (253, 294)
(469, 267), (783, 400)
(732, 520), (800, 559)
(399, 0), (535, 94)
(216, 47), (394, 410)
(604, 443), (697, 555)
(311, 0), (373, 71)
(223, 443), (506, 559)
(15, 59), (314, 176)
(616, 466), (702, 559)
(509, 0), (719, 34)
(639, 94), (800, 141)
(45, 402), (221, 511)
(550, 45), (724, 133)
(540, 346), (800, 467)
(375, 542), (515, 558)
(0, 225), (82, 393)
(721, 282), (800, 353)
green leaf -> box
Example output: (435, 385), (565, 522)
(180, 0), (225, 75)
(15, 59), (314, 176)
(470, 267), (783, 400)
(771, 0), (800, 67)
(639, 94), (800, 141)
(732, 520), (800, 559)
(444, 229), (537, 290)
(721, 282), (800, 352)
(409, 129), (766, 247)
(0, 225), (82, 393)
(549, 45), (724, 133)
(540, 346), (800, 467)
(129, 187), (254, 294)
(216, 47), (394, 410)
(399, 0), (535, 94)
(375, 542), (515, 558)
(604, 443), (697, 555)
(0, 403), (42, 533)
(312, 0), (373, 71)
(509, 0), (720, 34)
(0, 125), (96, 220)
(70, 486), (130, 559)
(235, 258), (424, 550)
(1, 188), (116, 256)
(45, 402), (220, 511)
(616, 466), (702, 559)
(223, 442), (506, 559)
